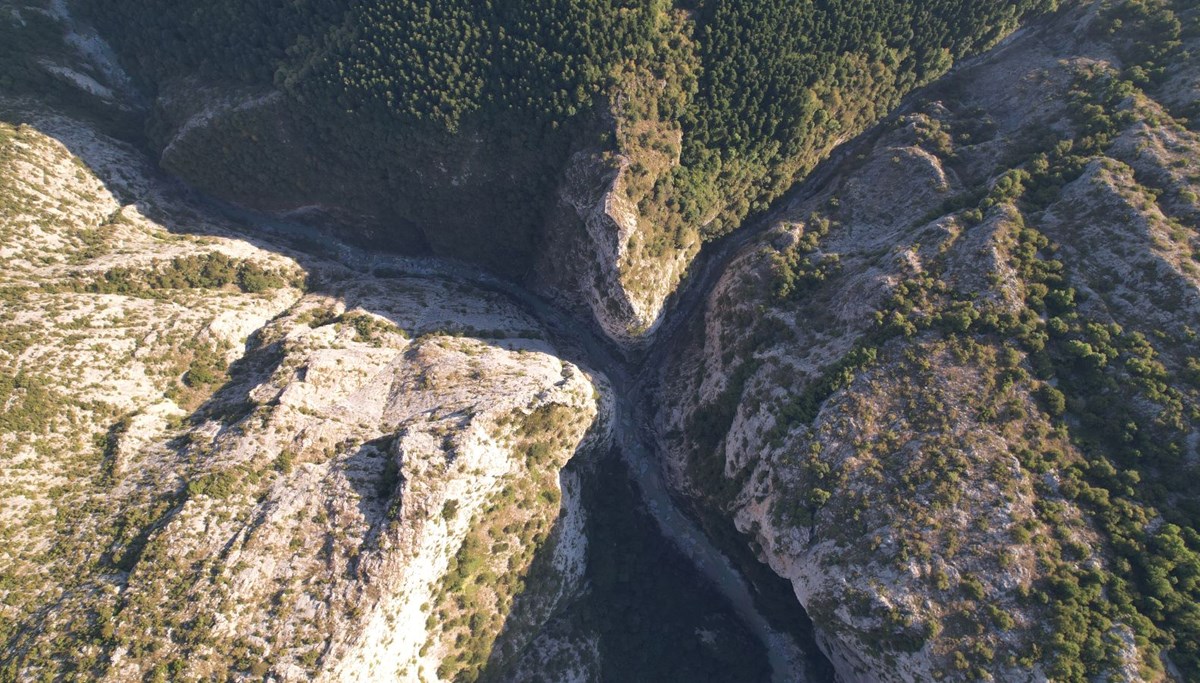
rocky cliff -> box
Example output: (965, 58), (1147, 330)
(0, 3), (787, 680)
(658, 1), (1200, 680)
(0, 32), (773, 679)
(0, 100), (610, 681)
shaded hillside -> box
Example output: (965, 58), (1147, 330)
(33, 0), (1058, 341)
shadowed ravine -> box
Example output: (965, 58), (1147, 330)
(196, 195), (828, 682)
(191, 35), (1035, 668)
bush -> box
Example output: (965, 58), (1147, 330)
(1038, 384), (1067, 416)
(186, 470), (240, 499)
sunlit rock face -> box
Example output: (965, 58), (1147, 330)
(0, 106), (606, 682)
(657, 4), (1200, 680)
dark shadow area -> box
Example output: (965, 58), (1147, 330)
(577, 447), (772, 682)
(478, 443), (776, 683)
(683, 499), (838, 683)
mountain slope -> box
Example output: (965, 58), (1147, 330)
(20, 0), (1058, 344)
(3, 0), (1199, 681)
(0, 103), (613, 681)
(0, 86), (773, 683)
(657, 1), (1200, 679)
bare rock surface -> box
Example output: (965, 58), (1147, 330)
(658, 4), (1200, 680)
(0, 100), (606, 682)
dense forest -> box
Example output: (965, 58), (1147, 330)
(680, 0), (1056, 235)
(77, 0), (659, 132)
(75, 0), (1056, 273)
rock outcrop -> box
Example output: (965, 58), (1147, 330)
(534, 148), (697, 345)
(658, 3), (1200, 680)
(0, 101), (608, 682)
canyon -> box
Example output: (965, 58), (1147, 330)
(3, 0), (1200, 681)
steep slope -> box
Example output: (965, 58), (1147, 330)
(0, 104), (610, 682)
(15, 0), (1057, 345)
(0, 6), (797, 680)
(657, 1), (1200, 680)
(0, 90), (778, 683)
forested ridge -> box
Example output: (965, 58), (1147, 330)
(681, 0), (1056, 235)
(75, 0), (1056, 270)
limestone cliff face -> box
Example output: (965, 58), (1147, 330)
(0, 7), (759, 680)
(534, 148), (696, 345)
(658, 4), (1200, 680)
(0, 98), (609, 682)
(99, 285), (604, 682)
